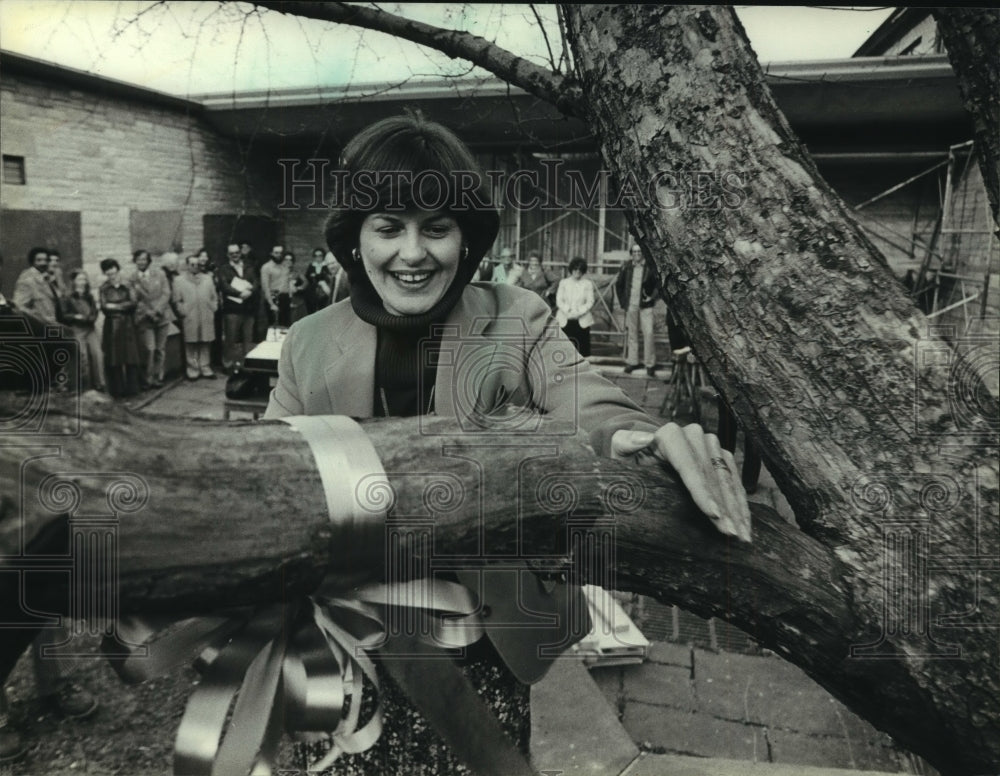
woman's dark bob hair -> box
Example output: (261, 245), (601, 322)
(568, 256), (588, 275)
(99, 258), (120, 273)
(325, 115), (500, 271)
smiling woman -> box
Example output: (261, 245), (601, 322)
(358, 210), (463, 316)
(262, 114), (751, 775)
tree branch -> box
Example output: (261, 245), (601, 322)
(529, 3), (558, 73)
(0, 396), (988, 772)
(1, 398), (840, 629)
(249, 1), (585, 118)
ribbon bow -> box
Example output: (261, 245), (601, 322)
(102, 416), (542, 774)
(108, 577), (484, 775)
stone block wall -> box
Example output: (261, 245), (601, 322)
(1, 67), (275, 284)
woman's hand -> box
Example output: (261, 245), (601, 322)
(611, 423), (752, 542)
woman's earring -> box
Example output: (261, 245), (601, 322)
(461, 245), (469, 262)
(352, 248), (360, 263)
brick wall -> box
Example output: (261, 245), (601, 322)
(1, 69), (276, 285)
(280, 204), (330, 267)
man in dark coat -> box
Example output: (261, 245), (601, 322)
(216, 243), (260, 371)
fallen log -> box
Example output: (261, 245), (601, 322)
(1, 395), (842, 636)
(0, 394), (984, 773)
(1, 394), (849, 687)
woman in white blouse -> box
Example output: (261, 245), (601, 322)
(555, 256), (596, 357)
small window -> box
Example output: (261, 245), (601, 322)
(899, 37), (923, 56)
(2, 155), (26, 185)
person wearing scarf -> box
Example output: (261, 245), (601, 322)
(264, 115), (751, 774)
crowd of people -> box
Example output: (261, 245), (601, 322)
(6, 243), (351, 396)
(0, 241), (350, 762)
(470, 241), (666, 371)
(0, 117), (748, 775)
(4, 234), (671, 398)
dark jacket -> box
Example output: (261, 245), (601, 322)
(303, 261), (331, 310)
(614, 261), (660, 310)
(60, 292), (98, 329)
(216, 260), (260, 316)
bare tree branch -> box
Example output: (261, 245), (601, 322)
(249, 1), (585, 117)
(529, 3), (558, 73)
(555, 4), (572, 73)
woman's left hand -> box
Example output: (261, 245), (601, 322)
(611, 423), (752, 542)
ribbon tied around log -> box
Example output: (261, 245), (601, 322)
(102, 416), (489, 775)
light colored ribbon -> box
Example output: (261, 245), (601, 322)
(105, 416), (490, 775)
(279, 415), (390, 529)
(111, 577), (485, 776)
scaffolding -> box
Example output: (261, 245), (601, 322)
(854, 140), (1000, 332)
(494, 151), (670, 358)
(490, 141), (999, 358)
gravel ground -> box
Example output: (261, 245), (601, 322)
(5, 634), (192, 775)
(6, 632), (314, 776)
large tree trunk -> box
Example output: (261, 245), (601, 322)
(933, 7), (1000, 224)
(562, 6), (998, 775)
(7, 3), (998, 774)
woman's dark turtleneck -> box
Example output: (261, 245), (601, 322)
(346, 254), (475, 418)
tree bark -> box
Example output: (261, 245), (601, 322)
(933, 7), (1000, 225)
(561, 6), (998, 775)
(1, 398), (857, 720)
(9, 2), (998, 773)
(2, 397), (842, 637)
(0, 393), (990, 774)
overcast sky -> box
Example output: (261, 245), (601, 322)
(0, 3), (896, 97)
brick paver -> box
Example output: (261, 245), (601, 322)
(767, 726), (901, 772)
(597, 661), (694, 709)
(622, 704), (762, 760)
(622, 753), (905, 776)
(645, 641), (693, 668)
